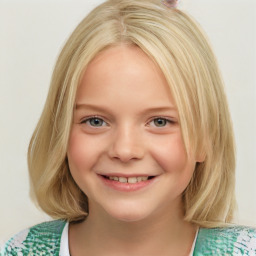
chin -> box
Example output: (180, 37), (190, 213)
(104, 204), (152, 223)
(113, 213), (146, 222)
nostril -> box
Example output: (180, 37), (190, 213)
(108, 135), (145, 162)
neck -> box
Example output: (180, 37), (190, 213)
(69, 204), (197, 256)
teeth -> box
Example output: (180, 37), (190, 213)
(108, 176), (149, 183)
(119, 177), (128, 183)
(128, 177), (137, 184)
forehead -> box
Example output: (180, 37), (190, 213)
(76, 45), (175, 107)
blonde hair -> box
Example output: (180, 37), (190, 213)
(28, 0), (236, 228)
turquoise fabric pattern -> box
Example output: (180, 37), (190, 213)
(1, 220), (66, 256)
(194, 226), (256, 255)
(1, 220), (256, 255)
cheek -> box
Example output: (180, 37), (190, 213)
(68, 130), (85, 169)
(67, 127), (97, 173)
(67, 128), (103, 196)
(150, 134), (188, 171)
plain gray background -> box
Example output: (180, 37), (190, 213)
(0, 0), (255, 241)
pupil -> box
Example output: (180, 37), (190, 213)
(154, 118), (166, 127)
(90, 118), (102, 126)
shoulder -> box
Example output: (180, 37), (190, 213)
(194, 225), (256, 255)
(1, 220), (66, 256)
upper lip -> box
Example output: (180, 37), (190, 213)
(97, 173), (157, 178)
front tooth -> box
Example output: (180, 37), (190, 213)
(113, 177), (119, 181)
(119, 177), (128, 183)
(137, 177), (142, 182)
(128, 177), (137, 184)
(141, 176), (148, 181)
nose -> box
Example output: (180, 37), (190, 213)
(108, 125), (145, 162)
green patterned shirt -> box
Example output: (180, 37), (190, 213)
(1, 220), (256, 255)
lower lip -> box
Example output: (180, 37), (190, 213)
(98, 175), (157, 192)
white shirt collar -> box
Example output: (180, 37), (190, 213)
(59, 222), (70, 256)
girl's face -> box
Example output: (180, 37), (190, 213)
(68, 45), (200, 222)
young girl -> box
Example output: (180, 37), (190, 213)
(2, 0), (256, 255)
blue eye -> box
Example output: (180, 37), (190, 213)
(153, 118), (167, 127)
(150, 118), (172, 127)
(84, 117), (107, 127)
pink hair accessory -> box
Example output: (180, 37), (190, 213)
(161, 0), (180, 8)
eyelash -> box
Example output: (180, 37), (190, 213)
(80, 116), (175, 128)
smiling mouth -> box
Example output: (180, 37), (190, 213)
(102, 175), (155, 184)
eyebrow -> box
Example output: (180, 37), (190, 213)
(75, 103), (177, 114)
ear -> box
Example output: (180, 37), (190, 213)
(196, 153), (205, 163)
(195, 147), (206, 163)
